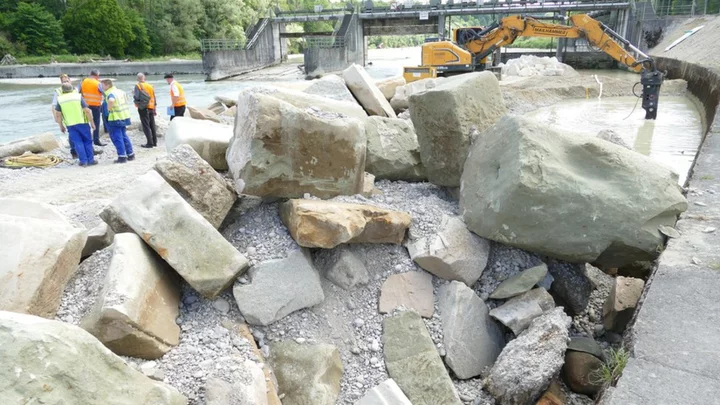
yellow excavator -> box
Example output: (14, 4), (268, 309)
(403, 14), (663, 119)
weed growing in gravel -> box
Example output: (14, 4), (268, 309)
(709, 263), (720, 271)
(590, 347), (630, 388)
(700, 175), (715, 180)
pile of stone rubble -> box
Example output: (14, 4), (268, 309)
(0, 63), (687, 405)
(500, 55), (580, 78)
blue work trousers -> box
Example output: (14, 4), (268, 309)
(89, 105), (101, 143)
(68, 124), (95, 165)
(109, 125), (133, 158)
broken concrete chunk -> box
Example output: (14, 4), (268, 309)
(103, 170), (248, 298)
(166, 117), (233, 171)
(280, 199), (411, 249)
(81, 233), (181, 359)
(343, 64), (396, 117)
(408, 215), (489, 286)
(410, 72), (506, 187)
(313, 246), (370, 290)
(460, 115), (687, 267)
(603, 276), (644, 333)
(379, 271), (434, 318)
(154, 144), (237, 229)
(233, 249), (324, 326)
(489, 264), (548, 300)
(439, 281), (505, 379)
(365, 116), (426, 181)
(383, 311), (462, 405)
(0, 132), (59, 159)
(269, 341), (343, 405)
(227, 92), (366, 198)
(356, 379), (411, 405)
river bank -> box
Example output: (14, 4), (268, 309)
(0, 59), (204, 79)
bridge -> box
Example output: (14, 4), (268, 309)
(202, 0), (648, 80)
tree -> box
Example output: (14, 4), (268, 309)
(62, 0), (134, 57)
(124, 8), (151, 57)
(8, 2), (66, 55)
(144, 0), (203, 54)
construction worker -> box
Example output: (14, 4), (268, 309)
(51, 74), (77, 158)
(54, 83), (97, 167)
(133, 73), (158, 148)
(79, 69), (107, 146)
(101, 79), (134, 164)
(164, 73), (186, 120)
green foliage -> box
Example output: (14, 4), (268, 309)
(0, 32), (15, 55)
(62, 0), (133, 57)
(590, 347), (630, 388)
(123, 7), (151, 57)
(507, 37), (554, 49)
(367, 35), (427, 49)
(145, 0), (203, 54)
(7, 2), (66, 55)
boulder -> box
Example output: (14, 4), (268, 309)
(375, 76), (406, 100)
(567, 336), (605, 360)
(603, 276), (644, 333)
(58, 199), (114, 258)
(410, 72), (506, 187)
(356, 379), (412, 405)
(365, 116), (426, 181)
(154, 144), (237, 229)
(489, 288), (554, 335)
(313, 246), (370, 290)
(597, 129), (632, 150)
(280, 199), (411, 248)
(383, 311), (461, 405)
(221, 105), (237, 117)
(535, 381), (566, 405)
(81, 233), (181, 359)
(268, 341), (343, 405)
(303, 75), (357, 103)
(390, 78), (440, 112)
(362, 172), (381, 197)
(379, 271), (434, 318)
(227, 92), (366, 198)
(102, 170), (248, 298)
(485, 307), (571, 405)
(562, 351), (604, 396)
(438, 281), (505, 379)
(489, 264), (548, 300)
(207, 100), (227, 115)
(233, 249), (324, 326)
(215, 95), (236, 108)
(165, 117), (233, 171)
(342, 64), (396, 117)
(240, 85), (367, 118)
(0, 132), (59, 158)
(460, 115), (688, 267)
(546, 260), (593, 315)
(0, 311), (186, 404)
(0, 199), (86, 318)
(187, 105), (223, 123)
(408, 215), (489, 286)
(205, 360), (269, 405)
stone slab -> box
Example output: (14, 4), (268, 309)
(379, 271), (434, 318)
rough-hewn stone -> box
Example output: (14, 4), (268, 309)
(375, 76), (406, 100)
(269, 341), (343, 405)
(546, 260), (593, 315)
(489, 288), (554, 335)
(603, 276), (644, 333)
(343, 64), (396, 117)
(489, 264), (548, 299)
(187, 105), (223, 123)
(0, 132), (59, 158)
(205, 360), (268, 405)
(240, 85), (367, 118)
(390, 78), (441, 112)
(313, 246), (370, 290)
(165, 117), (233, 170)
(303, 75), (357, 103)
(379, 271), (434, 318)
(356, 379), (411, 405)
(365, 116), (425, 181)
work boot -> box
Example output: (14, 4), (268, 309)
(88, 160), (98, 166)
(127, 154), (136, 161)
(71, 150), (78, 159)
(94, 141), (107, 147)
(141, 144), (152, 148)
(114, 157), (127, 164)
(79, 162), (87, 167)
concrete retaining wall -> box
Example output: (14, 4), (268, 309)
(304, 15), (364, 77)
(0, 60), (203, 79)
(202, 21), (280, 81)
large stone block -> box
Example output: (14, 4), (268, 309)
(227, 92), (366, 198)
(603, 276), (644, 333)
(166, 117), (233, 171)
(313, 246), (370, 290)
(0, 132), (59, 159)
(240, 85), (367, 118)
(269, 341), (343, 405)
(489, 288), (555, 336)
(383, 311), (461, 405)
(154, 144), (237, 229)
(233, 249), (324, 326)
(461, 116), (688, 267)
(303, 75), (357, 103)
(343, 64), (396, 117)
(410, 71), (506, 187)
(379, 271), (434, 318)
(81, 233), (181, 359)
(390, 77), (441, 112)
(0, 199), (86, 318)
(365, 116), (426, 181)
(0, 311), (186, 404)
(102, 170), (248, 298)
(187, 105), (224, 123)
(375, 76), (406, 100)
(280, 199), (411, 248)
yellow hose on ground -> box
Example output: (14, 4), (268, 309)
(1, 154), (63, 169)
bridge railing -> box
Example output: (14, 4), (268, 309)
(305, 36), (348, 48)
(200, 39), (245, 52)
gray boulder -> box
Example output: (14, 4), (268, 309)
(485, 307), (571, 405)
(546, 259), (593, 315)
(460, 116), (687, 267)
(379, 271), (434, 318)
(343, 64), (396, 117)
(489, 264), (548, 300)
(303, 75), (357, 103)
(356, 379), (412, 405)
(438, 281), (505, 379)
(375, 76), (406, 100)
(240, 84), (367, 118)
(227, 92), (366, 198)
(233, 249), (324, 326)
(409, 72), (506, 187)
(154, 144), (237, 229)
(102, 170), (248, 298)
(165, 117), (233, 171)
(187, 105), (224, 123)
(489, 288), (555, 335)
(205, 360), (268, 405)
(408, 215), (490, 286)
(313, 246), (370, 290)
(390, 78), (440, 112)
(0, 311), (186, 404)
(269, 341), (343, 405)
(58, 199), (114, 258)
(365, 116), (426, 181)
(0, 132), (59, 158)
(383, 311), (462, 405)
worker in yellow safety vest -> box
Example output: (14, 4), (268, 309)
(80, 69), (107, 146)
(54, 83), (97, 166)
(101, 79), (134, 164)
(51, 74), (78, 158)
(164, 73), (186, 120)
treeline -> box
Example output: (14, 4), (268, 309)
(0, 0), (271, 58)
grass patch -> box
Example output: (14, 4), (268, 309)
(709, 263), (720, 271)
(590, 347), (630, 388)
(13, 53), (201, 65)
(700, 175), (715, 181)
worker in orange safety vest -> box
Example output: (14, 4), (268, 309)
(79, 69), (107, 146)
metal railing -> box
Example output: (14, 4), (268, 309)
(245, 18), (270, 49)
(200, 39), (245, 52)
(305, 35), (348, 48)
